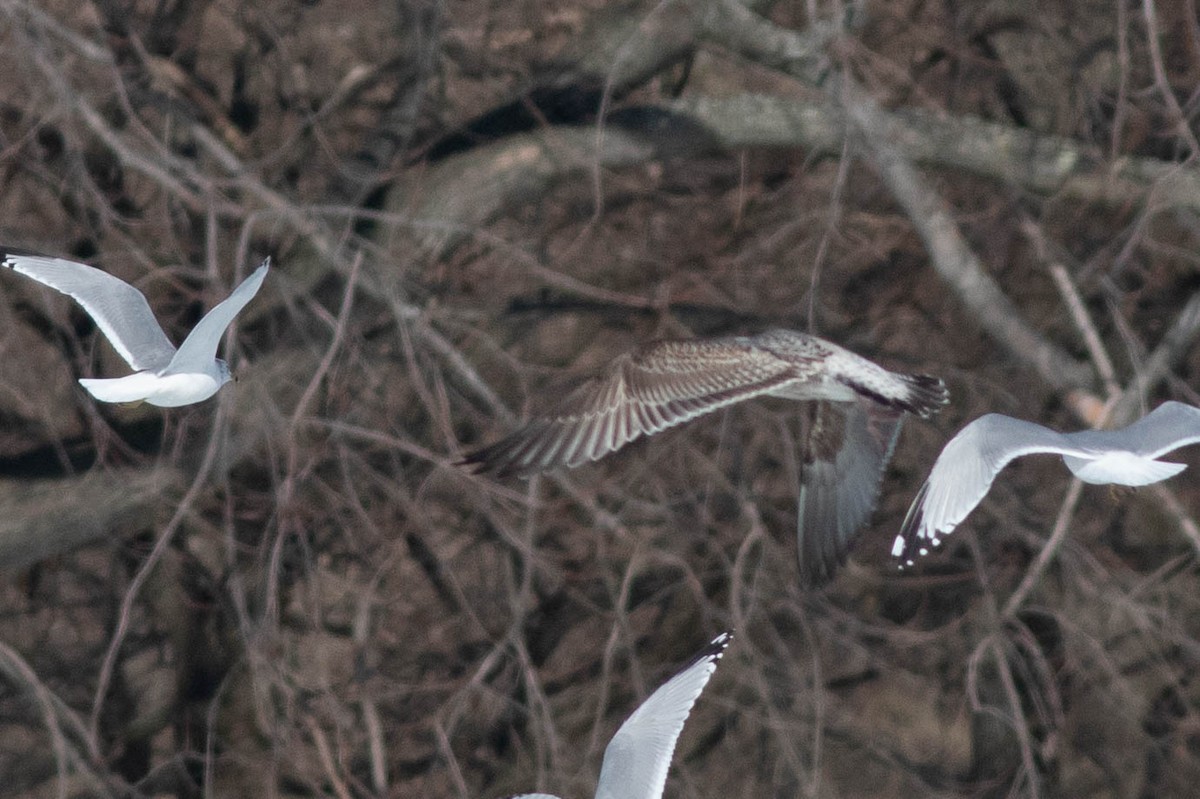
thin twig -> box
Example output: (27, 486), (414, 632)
(265, 252), (362, 623)
(1140, 0), (1200, 157)
(306, 716), (354, 799)
(362, 700), (388, 795)
(1113, 288), (1200, 424)
(351, 563), (389, 794)
(990, 638), (1043, 799)
(1150, 483), (1200, 559)
(6, 5), (229, 215)
(833, 75), (1095, 393)
(0, 641), (111, 798)
(1046, 263), (1120, 399)
(89, 407), (227, 741)
(1002, 478), (1085, 619)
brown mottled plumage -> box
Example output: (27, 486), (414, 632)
(462, 329), (949, 585)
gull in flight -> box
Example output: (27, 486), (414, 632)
(462, 329), (949, 584)
(2, 248), (268, 407)
(892, 402), (1200, 566)
(506, 631), (732, 799)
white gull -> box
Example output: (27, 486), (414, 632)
(2, 249), (268, 407)
(893, 402), (1200, 566)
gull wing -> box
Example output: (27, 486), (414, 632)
(892, 414), (1101, 566)
(165, 260), (269, 374)
(594, 632), (731, 799)
(461, 337), (802, 476)
(796, 399), (904, 586)
(2, 249), (177, 371)
(1068, 401), (1200, 459)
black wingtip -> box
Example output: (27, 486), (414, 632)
(693, 631), (734, 666)
(457, 445), (512, 477)
(457, 437), (535, 479)
(893, 481), (931, 568)
(844, 373), (949, 419)
(903, 374), (951, 419)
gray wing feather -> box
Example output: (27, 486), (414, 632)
(796, 399), (904, 586)
(1067, 401), (1200, 458)
(894, 414), (1102, 564)
(593, 632), (731, 799)
(165, 260), (269, 374)
(2, 250), (176, 371)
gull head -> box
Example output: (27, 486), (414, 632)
(1062, 451), (1187, 486)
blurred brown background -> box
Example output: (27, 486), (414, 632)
(2, 0), (1200, 796)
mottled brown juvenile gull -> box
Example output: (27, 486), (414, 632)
(2, 248), (268, 407)
(893, 401), (1200, 566)
(462, 329), (949, 584)
(505, 631), (731, 799)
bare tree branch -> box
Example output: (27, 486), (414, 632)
(836, 76), (1095, 392)
(669, 93), (1200, 213)
(1113, 288), (1200, 424)
(0, 467), (179, 572)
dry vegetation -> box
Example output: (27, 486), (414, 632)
(2, 0), (1200, 797)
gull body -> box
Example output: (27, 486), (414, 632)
(463, 329), (949, 585)
(1062, 450), (1186, 485)
(507, 632), (732, 799)
(1, 249), (269, 407)
(893, 402), (1200, 566)
(80, 370), (227, 407)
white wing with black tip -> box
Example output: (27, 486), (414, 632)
(593, 632), (732, 799)
(892, 406), (1200, 566)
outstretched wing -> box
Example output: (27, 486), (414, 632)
(796, 399), (904, 586)
(594, 632), (732, 799)
(461, 338), (802, 476)
(1069, 401), (1200, 459)
(892, 414), (1100, 566)
(2, 248), (177, 371)
(166, 259), (269, 374)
